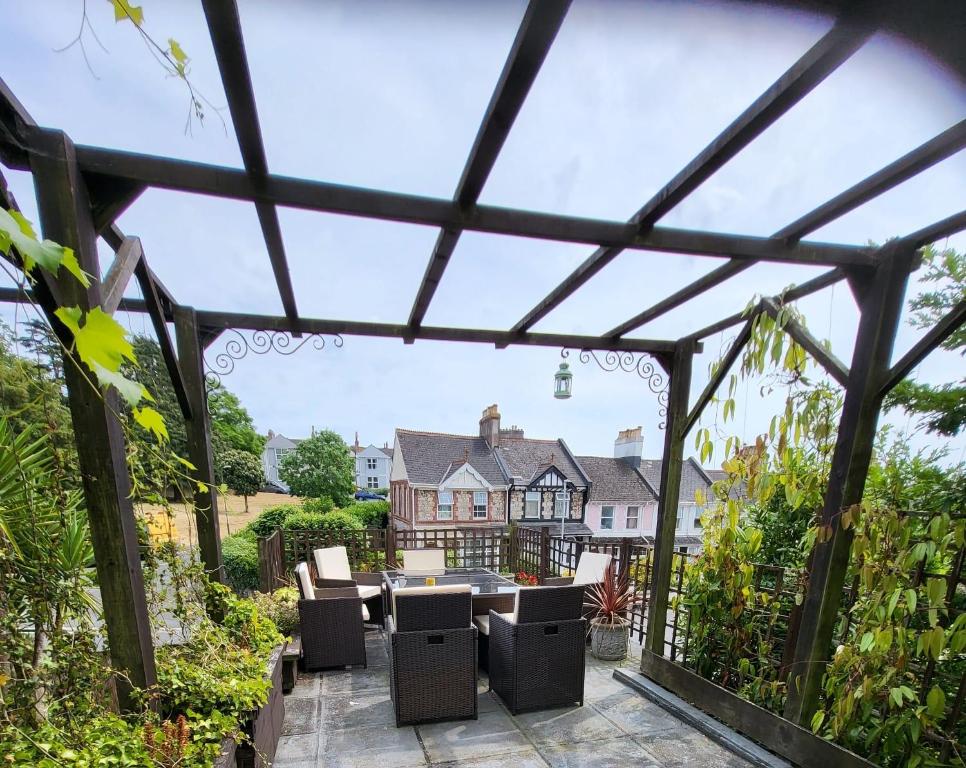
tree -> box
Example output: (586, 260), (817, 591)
(208, 386), (265, 458)
(884, 244), (965, 436)
(279, 430), (354, 504)
(217, 448), (264, 513)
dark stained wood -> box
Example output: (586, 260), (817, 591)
(776, 120), (966, 242)
(784, 244), (917, 726)
(683, 316), (755, 436)
(509, 17), (873, 335)
(201, 0), (300, 331)
(68, 144), (872, 267)
(880, 299), (966, 396)
(29, 128), (156, 710)
(0, 75), (35, 167)
(639, 651), (877, 768)
(761, 297), (850, 386)
(408, 0), (571, 330)
(174, 306), (224, 583)
(606, 260), (749, 338)
(194, 308), (686, 355)
(101, 236), (142, 314)
(645, 342), (694, 655)
(135, 258), (192, 420)
(86, 173), (146, 235)
(901, 209), (966, 249)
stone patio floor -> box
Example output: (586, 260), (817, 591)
(274, 630), (755, 768)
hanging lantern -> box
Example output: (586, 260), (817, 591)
(554, 362), (573, 399)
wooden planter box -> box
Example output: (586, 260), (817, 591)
(213, 738), (236, 768)
(234, 644), (286, 768)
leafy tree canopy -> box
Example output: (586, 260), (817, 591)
(279, 430), (354, 505)
(208, 386), (265, 457)
(217, 448), (264, 512)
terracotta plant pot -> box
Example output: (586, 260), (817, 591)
(589, 619), (628, 661)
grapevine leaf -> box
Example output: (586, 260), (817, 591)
(0, 209), (91, 286)
(90, 363), (147, 406)
(112, 0), (144, 25)
(133, 406), (169, 443)
(57, 306), (135, 374)
(169, 38), (188, 65)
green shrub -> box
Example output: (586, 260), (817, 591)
(343, 500), (390, 528)
(221, 534), (259, 592)
(373, 487), (389, 497)
(281, 509), (363, 532)
(251, 587), (299, 636)
(302, 496), (335, 514)
(245, 503), (299, 538)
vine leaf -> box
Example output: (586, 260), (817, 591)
(926, 685), (945, 717)
(0, 209), (90, 287)
(111, 0), (144, 26)
(133, 406), (168, 442)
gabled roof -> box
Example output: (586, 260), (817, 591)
(380, 446), (394, 459)
(638, 456), (714, 503)
(577, 456), (657, 504)
(394, 430), (508, 486)
(496, 437), (588, 487)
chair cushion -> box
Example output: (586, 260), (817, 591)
(314, 546), (352, 581)
(362, 603), (370, 622)
(401, 548), (445, 574)
(573, 552), (612, 586)
(357, 584), (381, 601)
(473, 613), (513, 636)
(294, 562), (315, 600)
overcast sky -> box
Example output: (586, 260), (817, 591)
(2, 0), (964, 465)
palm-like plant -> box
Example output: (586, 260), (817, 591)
(584, 560), (637, 627)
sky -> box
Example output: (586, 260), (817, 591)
(1, 0), (964, 466)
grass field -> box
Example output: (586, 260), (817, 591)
(140, 491), (298, 545)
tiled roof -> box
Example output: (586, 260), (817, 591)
(496, 437), (588, 486)
(380, 446), (394, 459)
(394, 430), (508, 486)
(577, 456), (657, 504)
(638, 457), (714, 502)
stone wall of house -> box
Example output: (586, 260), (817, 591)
(509, 490), (525, 521)
(489, 491), (506, 523)
(540, 491), (555, 520)
(570, 489), (584, 519)
(454, 490), (473, 522)
(416, 489), (437, 522)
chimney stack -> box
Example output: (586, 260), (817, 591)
(614, 426), (643, 465)
(479, 404), (501, 448)
(267, 429), (275, 440)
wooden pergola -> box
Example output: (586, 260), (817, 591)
(0, 0), (963, 733)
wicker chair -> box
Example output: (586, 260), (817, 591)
(313, 545), (385, 626)
(480, 585), (586, 714)
(295, 562), (368, 671)
(387, 585), (477, 726)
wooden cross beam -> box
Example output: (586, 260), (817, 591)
(101, 236), (143, 314)
(407, 0), (571, 332)
(760, 297), (850, 386)
(879, 299), (966, 397)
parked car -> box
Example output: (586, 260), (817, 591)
(354, 489), (387, 501)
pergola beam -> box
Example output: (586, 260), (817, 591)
(101, 236), (143, 315)
(201, 0), (300, 331)
(407, 0), (571, 330)
(761, 297), (850, 386)
(58, 144), (872, 267)
(879, 299), (966, 397)
(509, 16), (873, 335)
(683, 316), (755, 435)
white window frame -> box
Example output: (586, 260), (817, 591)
(473, 491), (488, 519)
(694, 506), (704, 528)
(525, 491), (540, 517)
(437, 491), (453, 520)
(367, 476), (379, 488)
(600, 505), (615, 530)
(555, 491), (569, 519)
(367, 457), (378, 470)
(625, 505), (639, 529)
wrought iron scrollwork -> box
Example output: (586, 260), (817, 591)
(204, 329), (344, 395)
(561, 348), (670, 428)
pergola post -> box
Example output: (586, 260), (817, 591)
(644, 341), (694, 656)
(784, 244), (918, 725)
(28, 128), (156, 710)
(174, 306), (224, 583)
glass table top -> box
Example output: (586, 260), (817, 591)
(382, 567), (517, 595)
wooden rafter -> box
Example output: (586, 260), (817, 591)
(407, 0), (571, 330)
(761, 297), (850, 386)
(509, 15), (874, 335)
(879, 299), (966, 397)
(101, 236), (143, 315)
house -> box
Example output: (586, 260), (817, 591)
(350, 433), (393, 490)
(390, 404), (592, 532)
(262, 431), (301, 491)
(579, 426), (718, 553)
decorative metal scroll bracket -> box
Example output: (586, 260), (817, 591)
(560, 348), (670, 429)
(204, 329), (344, 396)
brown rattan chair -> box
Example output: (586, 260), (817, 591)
(313, 546), (385, 627)
(481, 584), (586, 714)
(295, 562), (367, 671)
(387, 584), (477, 726)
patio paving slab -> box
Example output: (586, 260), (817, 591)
(514, 704), (625, 746)
(320, 723), (427, 768)
(416, 710), (533, 763)
(321, 689), (397, 731)
(274, 731), (320, 767)
(637, 728), (751, 768)
(538, 735), (663, 768)
(281, 695), (320, 736)
(429, 747), (549, 767)
(590, 690), (681, 736)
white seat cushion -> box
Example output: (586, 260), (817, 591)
(357, 584), (381, 601)
(362, 603), (370, 622)
(573, 552), (612, 586)
(472, 613), (513, 636)
(314, 546), (353, 581)
(294, 562), (315, 599)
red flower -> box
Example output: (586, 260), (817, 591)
(528, 575), (538, 586)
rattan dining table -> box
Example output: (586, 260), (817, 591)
(381, 567), (518, 620)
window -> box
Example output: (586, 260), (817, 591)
(625, 506), (639, 529)
(694, 506), (704, 528)
(274, 448), (290, 464)
(675, 512), (682, 530)
(473, 491), (488, 518)
(525, 491), (540, 517)
(437, 491), (453, 520)
(555, 491), (569, 519)
(367, 457), (378, 470)
(600, 505), (614, 530)
(367, 476), (379, 488)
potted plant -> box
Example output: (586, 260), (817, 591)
(585, 561), (637, 660)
